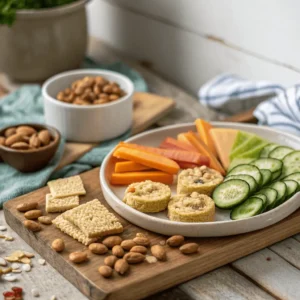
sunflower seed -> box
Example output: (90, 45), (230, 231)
(3, 274), (17, 281)
(22, 264), (31, 272)
(31, 288), (40, 297)
(0, 225), (7, 231)
(38, 258), (46, 265)
(23, 251), (35, 258)
(0, 257), (7, 266)
(50, 296), (57, 300)
(12, 269), (22, 273)
(11, 263), (20, 270)
(5, 236), (14, 241)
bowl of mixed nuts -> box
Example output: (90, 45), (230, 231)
(0, 124), (60, 172)
(42, 69), (134, 142)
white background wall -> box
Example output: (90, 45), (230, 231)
(87, 0), (300, 95)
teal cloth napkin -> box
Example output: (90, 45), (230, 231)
(0, 58), (147, 207)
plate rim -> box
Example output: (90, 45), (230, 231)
(100, 122), (300, 234)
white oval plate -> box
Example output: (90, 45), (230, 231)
(100, 122), (300, 237)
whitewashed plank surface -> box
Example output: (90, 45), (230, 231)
(87, 0), (300, 94)
(232, 248), (300, 300)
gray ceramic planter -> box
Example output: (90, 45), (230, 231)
(0, 0), (88, 82)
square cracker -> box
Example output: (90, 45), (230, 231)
(53, 214), (97, 246)
(63, 199), (123, 238)
(47, 175), (86, 198)
(45, 194), (79, 213)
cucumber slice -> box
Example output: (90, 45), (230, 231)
(269, 146), (293, 160)
(267, 181), (287, 209)
(257, 188), (278, 210)
(228, 158), (253, 172)
(253, 194), (268, 211)
(250, 158), (283, 181)
(212, 179), (250, 209)
(271, 170), (282, 181)
(224, 174), (258, 194)
(283, 172), (300, 187)
(227, 164), (262, 186)
(230, 197), (263, 220)
(260, 143), (278, 158)
(282, 151), (300, 177)
(260, 169), (272, 186)
(283, 180), (299, 199)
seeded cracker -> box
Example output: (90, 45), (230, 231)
(45, 194), (79, 213)
(47, 175), (86, 198)
(63, 199), (123, 238)
(52, 214), (97, 245)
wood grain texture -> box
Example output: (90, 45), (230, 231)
(4, 168), (300, 300)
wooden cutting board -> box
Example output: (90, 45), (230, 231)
(4, 168), (300, 300)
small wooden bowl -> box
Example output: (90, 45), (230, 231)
(0, 124), (61, 172)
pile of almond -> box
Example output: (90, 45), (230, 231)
(0, 125), (53, 151)
(56, 76), (126, 105)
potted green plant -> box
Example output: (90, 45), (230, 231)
(0, 0), (88, 81)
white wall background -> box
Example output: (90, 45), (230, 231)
(87, 0), (300, 95)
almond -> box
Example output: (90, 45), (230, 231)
(104, 255), (118, 267)
(24, 210), (42, 220)
(4, 127), (16, 137)
(120, 239), (136, 251)
(102, 236), (122, 249)
(11, 142), (29, 150)
(29, 134), (41, 148)
(16, 125), (36, 136)
(0, 137), (5, 145)
(38, 216), (52, 225)
(38, 130), (51, 145)
(23, 220), (41, 232)
(166, 235), (185, 247)
(179, 243), (199, 255)
(51, 239), (65, 252)
(133, 237), (150, 247)
(151, 245), (166, 261)
(98, 265), (113, 278)
(112, 245), (124, 258)
(5, 134), (26, 146)
(130, 246), (147, 255)
(88, 243), (108, 255)
(124, 252), (145, 264)
(69, 251), (88, 263)
(114, 259), (129, 275)
(17, 202), (38, 212)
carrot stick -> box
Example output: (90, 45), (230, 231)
(177, 133), (199, 152)
(115, 142), (209, 165)
(113, 147), (180, 175)
(160, 137), (198, 152)
(195, 119), (218, 156)
(110, 171), (174, 185)
(115, 161), (151, 173)
(177, 162), (199, 169)
(184, 131), (226, 175)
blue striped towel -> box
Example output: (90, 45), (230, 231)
(198, 74), (300, 135)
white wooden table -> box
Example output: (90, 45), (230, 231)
(1, 38), (300, 300)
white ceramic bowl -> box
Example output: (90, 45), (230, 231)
(100, 122), (300, 237)
(42, 69), (134, 142)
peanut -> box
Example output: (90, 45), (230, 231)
(151, 245), (166, 261)
(121, 239), (136, 251)
(17, 201), (38, 212)
(114, 259), (129, 275)
(23, 220), (41, 232)
(102, 84), (113, 94)
(38, 130), (51, 146)
(69, 251), (88, 263)
(16, 125), (36, 136)
(4, 127), (16, 137)
(102, 236), (122, 249)
(29, 134), (41, 148)
(133, 237), (150, 247)
(38, 216), (52, 225)
(112, 245), (125, 258)
(11, 142), (30, 150)
(88, 243), (108, 255)
(104, 255), (118, 267)
(51, 238), (65, 252)
(99, 93), (109, 100)
(24, 210), (42, 220)
(0, 136), (5, 145)
(130, 246), (147, 255)
(179, 243), (199, 255)
(109, 94), (119, 101)
(124, 252), (145, 264)
(98, 265), (113, 278)
(166, 235), (185, 247)
(5, 134), (26, 146)
(94, 99), (108, 105)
